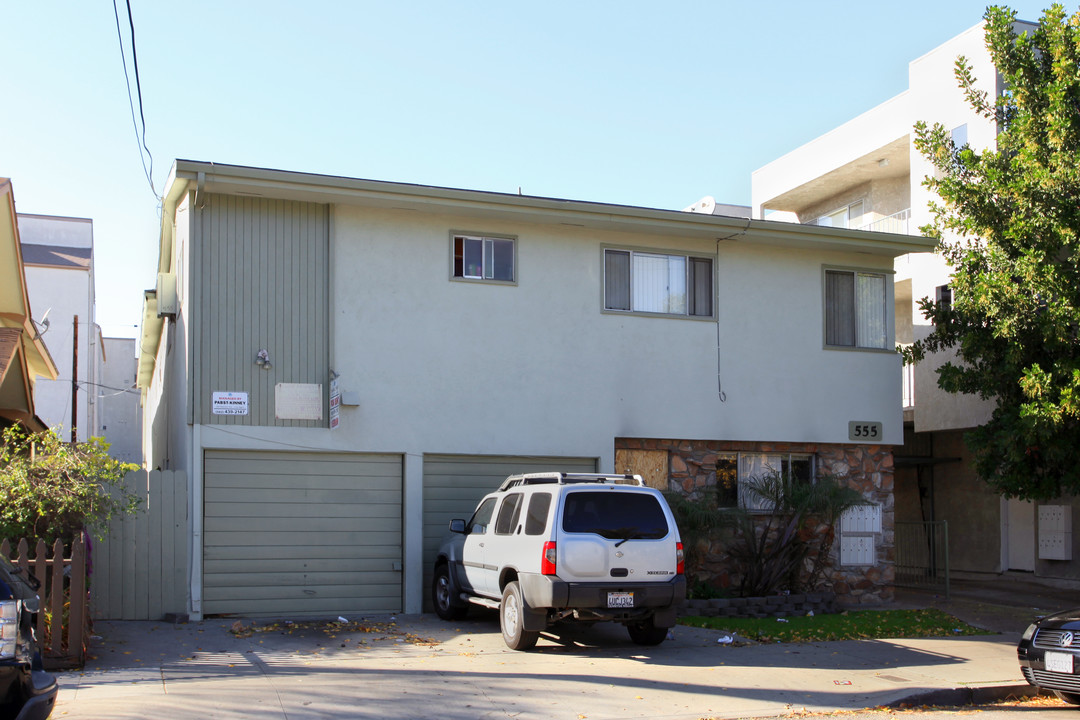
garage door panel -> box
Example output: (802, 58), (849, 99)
(205, 453), (400, 473)
(201, 582), (397, 600)
(203, 450), (402, 616)
(204, 487), (401, 505)
(203, 472), (401, 492)
(203, 544), (394, 562)
(204, 569), (403, 589)
(210, 595), (398, 616)
(205, 501), (401, 519)
(204, 528), (401, 549)
(204, 556), (399, 574)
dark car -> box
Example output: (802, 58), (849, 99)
(0, 557), (57, 720)
(1017, 607), (1080, 704)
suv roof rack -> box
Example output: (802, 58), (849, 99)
(498, 472), (645, 491)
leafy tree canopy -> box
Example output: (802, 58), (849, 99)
(0, 426), (139, 544)
(907, 4), (1080, 500)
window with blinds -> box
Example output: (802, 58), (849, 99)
(603, 248), (713, 318)
(824, 269), (886, 349)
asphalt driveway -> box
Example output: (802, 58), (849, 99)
(54, 608), (1029, 720)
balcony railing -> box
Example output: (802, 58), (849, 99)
(858, 208), (911, 235)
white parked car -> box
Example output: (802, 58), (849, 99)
(431, 472), (686, 650)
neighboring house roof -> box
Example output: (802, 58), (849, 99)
(20, 243), (93, 269)
(0, 179), (59, 430)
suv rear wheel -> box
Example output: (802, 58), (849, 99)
(627, 617), (668, 646)
(431, 563), (467, 621)
(500, 581), (539, 651)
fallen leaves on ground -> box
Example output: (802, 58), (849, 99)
(228, 618), (438, 647)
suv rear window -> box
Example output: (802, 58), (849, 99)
(561, 491), (668, 540)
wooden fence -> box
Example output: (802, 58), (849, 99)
(1, 536), (89, 669)
(91, 469), (189, 620)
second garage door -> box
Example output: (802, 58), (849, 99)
(421, 454), (596, 608)
(203, 450), (403, 616)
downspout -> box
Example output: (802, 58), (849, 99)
(715, 219), (752, 402)
(189, 172), (205, 620)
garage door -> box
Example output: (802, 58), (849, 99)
(422, 454), (596, 609)
(203, 450), (403, 616)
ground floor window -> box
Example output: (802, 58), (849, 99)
(715, 452), (815, 511)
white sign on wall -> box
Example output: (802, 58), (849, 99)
(275, 383), (323, 420)
(212, 391), (249, 415)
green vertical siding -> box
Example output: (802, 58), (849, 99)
(196, 194), (330, 426)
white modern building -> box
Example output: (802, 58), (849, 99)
(137, 160), (933, 619)
(18, 214), (103, 442)
(100, 337), (142, 465)
(17, 213), (143, 461)
(751, 17), (1078, 582)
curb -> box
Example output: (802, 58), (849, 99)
(888, 683), (1046, 707)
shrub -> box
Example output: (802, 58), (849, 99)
(0, 426), (140, 544)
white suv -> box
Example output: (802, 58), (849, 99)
(431, 472), (686, 650)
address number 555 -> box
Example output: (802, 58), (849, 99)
(848, 421), (882, 441)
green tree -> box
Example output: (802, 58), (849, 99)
(0, 426), (139, 544)
(907, 4), (1080, 500)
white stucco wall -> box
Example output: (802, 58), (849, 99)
(318, 206), (903, 455)
(100, 338), (142, 464)
(19, 215), (101, 441)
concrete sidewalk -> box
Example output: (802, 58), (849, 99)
(53, 604), (1038, 720)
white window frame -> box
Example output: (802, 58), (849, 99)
(452, 233), (516, 284)
(823, 267), (888, 350)
(715, 451), (815, 513)
(602, 247), (714, 319)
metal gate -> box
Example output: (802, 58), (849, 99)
(894, 520), (949, 598)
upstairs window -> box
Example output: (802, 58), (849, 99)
(815, 200), (865, 230)
(825, 269), (887, 349)
(604, 248), (713, 318)
(453, 234), (515, 282)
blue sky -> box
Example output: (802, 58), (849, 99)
(1, 1), (1056, 339)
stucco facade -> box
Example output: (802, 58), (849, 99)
(140, 161), (933, 619)
(18, 213), (102, 442)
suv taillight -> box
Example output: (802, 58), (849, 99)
(541, 541), (557, 575)
(0, 601), (17, 659)
(676, 542), (685, 576)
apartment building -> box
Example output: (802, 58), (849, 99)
(751, 18), (1080, 583)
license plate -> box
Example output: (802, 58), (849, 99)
(1046, 651), (1074, 674)
(607, 591), (634, 608)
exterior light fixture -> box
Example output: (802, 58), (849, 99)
(255, 349), (272, 370)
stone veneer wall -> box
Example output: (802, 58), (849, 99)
(616, 438), (895, 605)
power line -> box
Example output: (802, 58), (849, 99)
(112, 0), (158, 200)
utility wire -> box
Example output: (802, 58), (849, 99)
(112, 0), (158, 200)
